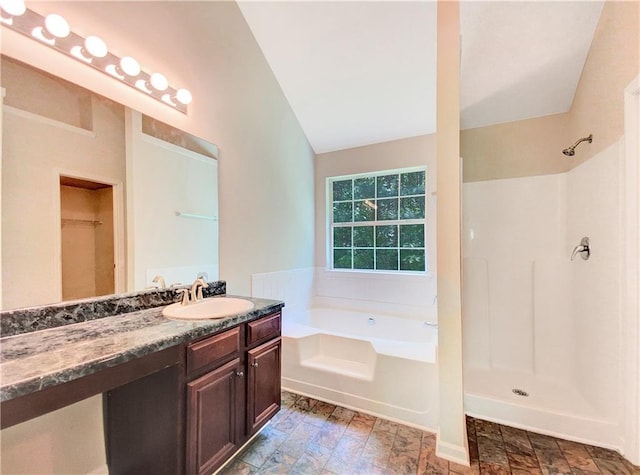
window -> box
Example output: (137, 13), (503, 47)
(328, 168), (427, 272)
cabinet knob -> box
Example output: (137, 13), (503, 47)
(236, 371), (244, 378)
(251, 362), (259, 368)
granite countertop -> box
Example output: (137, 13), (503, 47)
(0, 296), (284, 403)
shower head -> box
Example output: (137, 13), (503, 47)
(562, 134), (593, 157)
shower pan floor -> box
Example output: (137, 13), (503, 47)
(464, 367), (619, 450)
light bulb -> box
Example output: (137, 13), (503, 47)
(176, 89), (192, 105)
(44, 14), (70, 38)
(149, 73), (168, 91)
(119, 56), (140, 77)
(84, 36), (108, 58)
(0, 0), (26, 16)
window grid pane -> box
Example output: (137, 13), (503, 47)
(330, 168), (426, 273)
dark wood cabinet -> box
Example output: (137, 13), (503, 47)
(247, 338), (281, 434)
(106, 311), (282, 475)
(105, 364), (184, 475)
(186, 358), (244, 475)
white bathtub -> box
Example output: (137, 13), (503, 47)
(281, 307), (439, 430)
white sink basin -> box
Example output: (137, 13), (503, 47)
(162, 297), (255, 320)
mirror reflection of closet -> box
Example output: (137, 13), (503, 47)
(60, 176), (114, 300)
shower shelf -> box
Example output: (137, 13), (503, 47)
(61, 218), (103, 226)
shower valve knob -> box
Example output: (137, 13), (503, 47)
(571, 237), (591, 261)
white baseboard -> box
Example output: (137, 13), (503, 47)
(436, 431), (470, 466)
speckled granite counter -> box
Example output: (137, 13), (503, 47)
(0, 296), (284, 403)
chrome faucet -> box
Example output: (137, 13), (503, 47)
(190, 277), (209, 303)
(571, 236), (591, 261)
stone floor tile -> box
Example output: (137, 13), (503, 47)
(528, 432), (560, 451)
(323, 452), (361, 475)
(361, 431), (394, 466)
(448, 460), (481, 475)
(293, 396), (318, 412)
(507, 452), (542, 470)
(311, 424), (347, 450)
(501, 427), (533, 455)
(388, 452), (420, 475)
(289, 446), (331, 475)
(504, 440), (536, 457)
(398, 424), (426, 440)
(418, 445), (449, 475)
(373, 417), (400, 434)
(478, 461), (511, 474)
(477, 435), (509, 466)
(256, 449), (297, 475)
(240, 430), (288, 468)
(279, 422), (322, 458)
(219, 459), (260, 475)
(534, 447), (573, 475)
(344, 413), (376, 440)
(422, 431), (438, 449)
(272, 409), (306, 433)
(475, 420), (503, 442)
(303, 401), (337, 427)
(593, 457), (634, 475)
(555, 440), (599, 473)
(510, 469), (542, 475)
(328, 406), (356, 425)
(281, 391), (299, 408)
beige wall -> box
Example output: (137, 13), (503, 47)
(1, 396), (106, 475)
(567, 0), (640, 167)
(461, 0), (639, 182)
(314, 134), (436, 269)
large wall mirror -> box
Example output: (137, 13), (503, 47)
(1, 56), (219, 311)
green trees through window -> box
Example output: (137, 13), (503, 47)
(330, 169), (426, 272)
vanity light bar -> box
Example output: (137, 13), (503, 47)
(0, 1), (192, 113)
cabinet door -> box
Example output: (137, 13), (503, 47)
(247, 338), (281, 435)
(186, 358), (242, 475)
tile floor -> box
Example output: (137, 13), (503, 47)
(220, 391), (640, 475)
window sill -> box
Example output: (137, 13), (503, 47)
(322, 268), (434, 279)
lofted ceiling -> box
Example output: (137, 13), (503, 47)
(238, 1), (604, 154)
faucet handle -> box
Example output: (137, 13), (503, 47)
(176, 288), (190, 306)
(196, 278), (209, 301)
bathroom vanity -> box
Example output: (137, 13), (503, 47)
(0, 284), (283, 475)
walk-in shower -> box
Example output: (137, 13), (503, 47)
(463, 137), (624, 450)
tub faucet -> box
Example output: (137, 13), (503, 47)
(190, 277), (208, 302)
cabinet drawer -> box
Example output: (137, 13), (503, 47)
(246, 313), (281, 347)
(187, 327), (240, 377)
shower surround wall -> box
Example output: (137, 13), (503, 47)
(462, 139), (623, 448)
